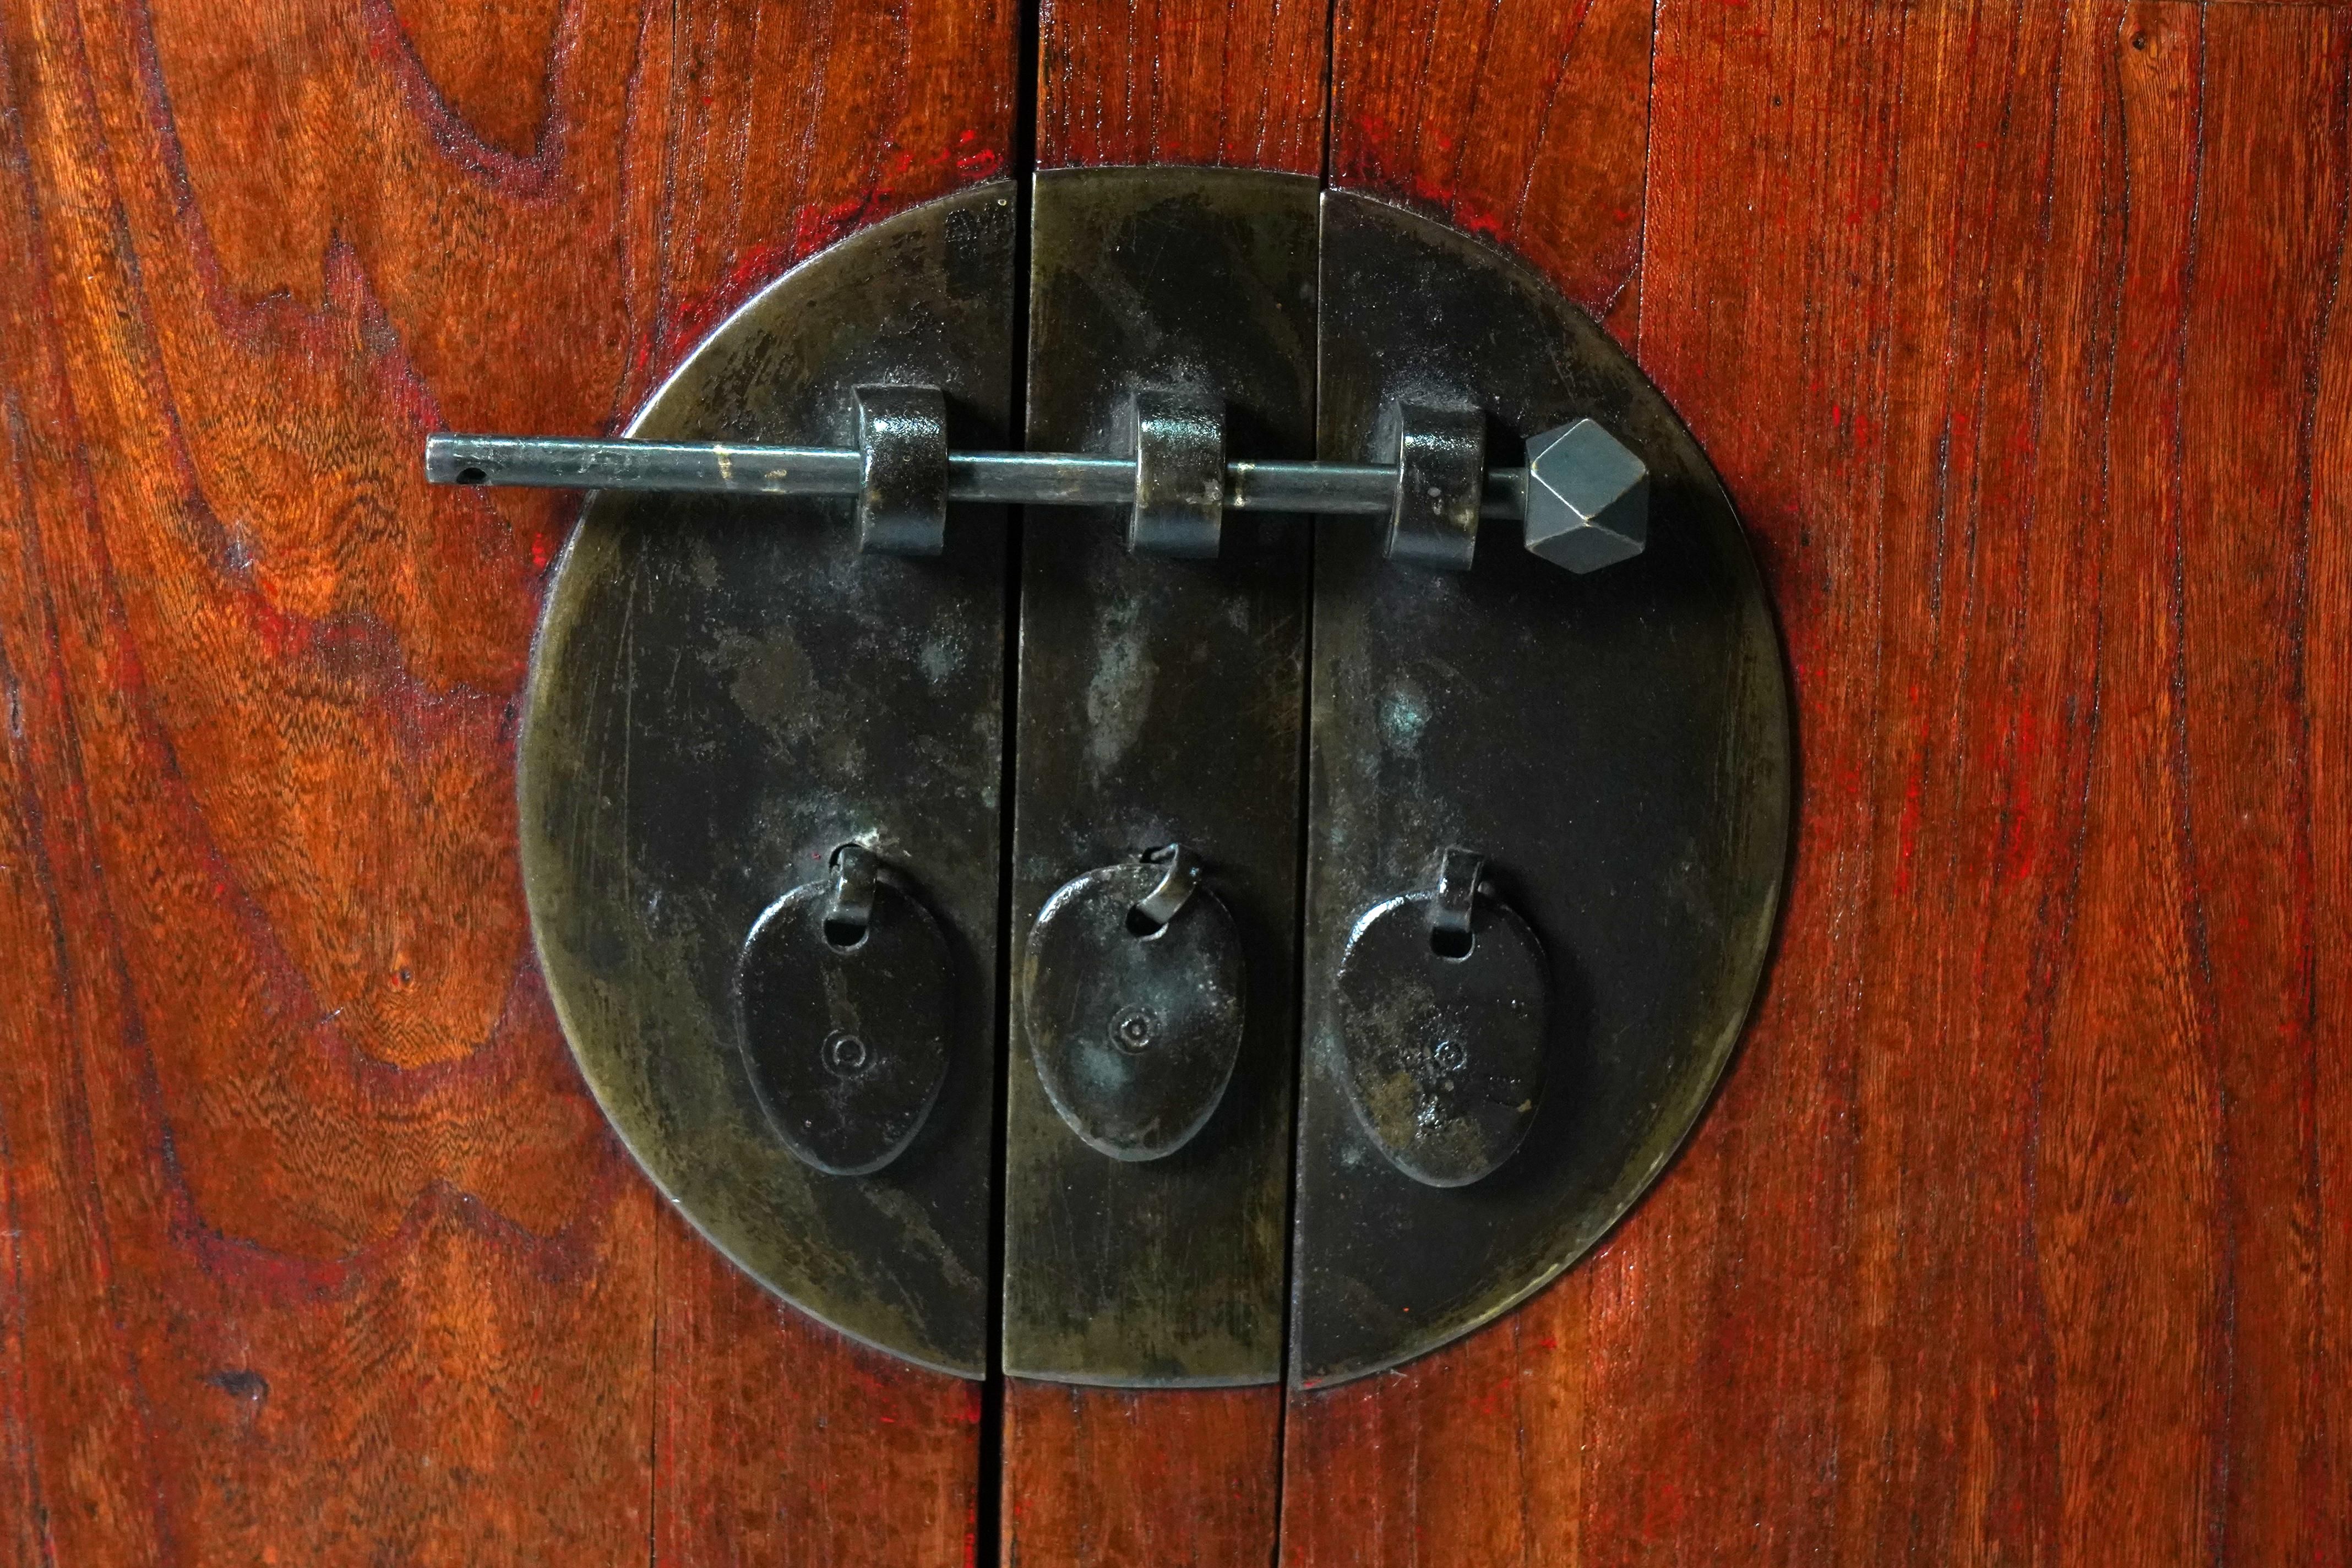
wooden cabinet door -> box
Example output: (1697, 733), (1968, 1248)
(1010, 5), (2352, 1565)
(0, 1), (1012, 1560)
(7, 1), (2348, 1565)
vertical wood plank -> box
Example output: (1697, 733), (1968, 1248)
(1327, 0), (1654, 333)
(1285, 0), (2352, 1561)
(653, 1214), (987, 1568)
(1003, 1384), (1282, 1566)
(0, 0), (1010, 1560)
(1001, 1376), (1289, 1568)
(1037, 0), (1329, 171)
(2178, 9), (2349, 1560)
(2311, 69), (2352, 1565)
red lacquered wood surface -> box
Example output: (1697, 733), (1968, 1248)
(0, 0), (1008, 1561)
(1326, 0), (1653, 331)
(1002, 1383), (1283, 1566)
(1283, 1), (2352, 1563)
(9, 0), (2349, 1562)
(1036, 0), (1329, 171)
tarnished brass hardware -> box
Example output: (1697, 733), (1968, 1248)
(1386, 404), (1487, 570)
(1001, 167), (1316, 1390)
(471, 167), (1783, 1391)
(426, 428), (1521, 514)
(737, 845), (956, 1177)
(1525, 417), (1649, 571)
(852, 386), (950, 554)
(1128, 390), (1227, 557)
(1291, 189), (1789, 1386)
(1332, 847), (1549, 1189)
(1022, 846), (1246, 1162)
(516, 179), (1016, 1379)
(1129, 842), (1207, 930)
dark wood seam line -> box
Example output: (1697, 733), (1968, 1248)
(1273, 3), (1344, 1562)
(983, 2), (1043, 1562)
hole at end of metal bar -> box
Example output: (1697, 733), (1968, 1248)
(1430, 925), (1475, 961)
(455, 466), (487, 484)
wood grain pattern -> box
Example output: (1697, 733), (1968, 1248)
(0, 0), (1009, 1561)
(1326, 0), (1653, 333)
(1036, 0), (1328, 171)
(654, 1216), (985, 1568)
(1283, 1), (2352, 1562)
(1003, 1382), (1282, 1567)
(10, 0), (2349, 1562)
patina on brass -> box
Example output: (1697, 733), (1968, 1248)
(736, 845), (956, 1178)
(1023, 848), (1248, 1163)
(518, 181), (1017, 1378)
(1292, 190), (1792, 1385)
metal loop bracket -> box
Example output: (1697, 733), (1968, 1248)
(1129, 390), (1226, 557)
(1386, 404), (1487, 571)
(855, 385), (950, 554)
(1130, 842), (1207, 933)
(1428, 846), (1485, 957)
(824, 841), (881, 940)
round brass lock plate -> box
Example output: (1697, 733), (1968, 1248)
(510, 171), (1788, 1387)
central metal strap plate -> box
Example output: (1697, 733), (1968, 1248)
(1002, 168), (1317, 1387)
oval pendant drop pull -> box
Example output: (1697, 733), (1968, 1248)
(736, 845), (955, 1177)
(1334, 848), (1550, 1188)
(1022, 846), (1248, 1162)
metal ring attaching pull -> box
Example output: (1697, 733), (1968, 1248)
(1130, 842), (1205, 933)
(1428, 846), (1484, 957)
(824, 841), (880, 943)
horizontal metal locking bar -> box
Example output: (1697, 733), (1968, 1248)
(426, 434), (1529, 516)
(425, 388), (1649, 574)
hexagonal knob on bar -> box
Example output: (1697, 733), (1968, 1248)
(1523, 419), (1649, 573)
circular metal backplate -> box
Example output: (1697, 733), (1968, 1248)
(518, 181), (1017, 1378)
(514, 170), (1785, 1387)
